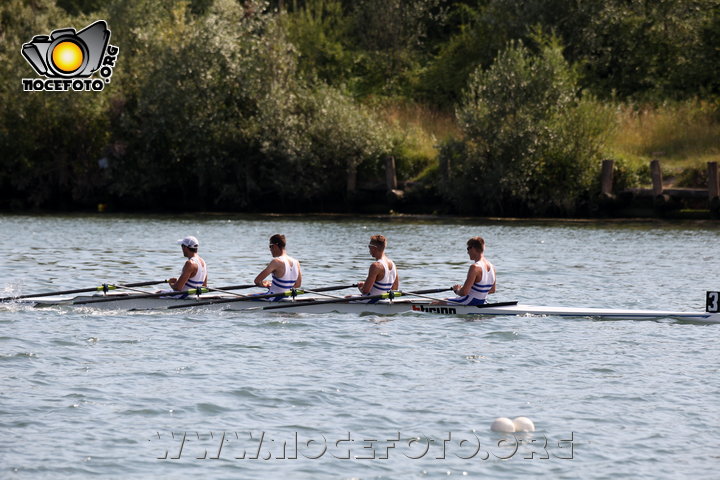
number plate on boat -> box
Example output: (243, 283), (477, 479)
(707, 292), (720, 313)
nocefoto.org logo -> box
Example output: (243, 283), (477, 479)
(21, 20), (119, 92)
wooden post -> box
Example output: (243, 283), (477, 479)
(709, 162), (719, 198)
(650, 159), (663, 196)
(600, 159), (614, 199)
(651, 159), (670, 207)
(385, 156), (397, 191)
(709, 161), (720, 214)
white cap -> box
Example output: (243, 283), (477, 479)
(177, 236), (199, 248)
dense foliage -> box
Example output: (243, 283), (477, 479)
(1, 0), (719, 214)
(440, 40), (614, 215)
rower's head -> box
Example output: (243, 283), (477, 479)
(466, 236), (485, 257)
(368, 235), (386, 258)
(269, 234), (286, 257)
(177, 236), (199, 258)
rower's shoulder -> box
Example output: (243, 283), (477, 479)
(369, 259), (385, 270)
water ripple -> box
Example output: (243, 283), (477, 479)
(1, 214), (719, 479)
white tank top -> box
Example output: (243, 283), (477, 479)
(269, 255), (300, 294)
(186, 256), (207, 289)
(465, 259), (494, 303)
(369, 258), (397, 295)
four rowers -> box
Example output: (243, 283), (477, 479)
(169, 233), (496, 304)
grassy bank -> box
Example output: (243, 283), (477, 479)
(611, 101), (720, 187)
(385, 99), (720, 190)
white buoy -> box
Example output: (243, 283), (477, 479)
(512, 417), (535, 432)
(490, 417), (515, 433)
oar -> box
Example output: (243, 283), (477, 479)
(165, 284), (358, 310)
(0, 280), (168, 302)
(262, 288), (452, 310)
(72, 284), (256, 305)
(299, 288), (346, 300)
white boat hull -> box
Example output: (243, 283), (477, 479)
(13, 293), (720, 323)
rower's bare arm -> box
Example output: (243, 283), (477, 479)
(254, 260), (278, 288)
(360, 263), (382, 294)
(454, 264), (479, 296)
(392, 270), (399, 290)
(489, 266), (496, 294)
(171, 260), (197, 291)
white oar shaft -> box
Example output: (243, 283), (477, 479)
(111, 284), (156, 295)
(300, 289), (346, 300)
(399, 291), (447, 302)
(205, 286), (251, 297)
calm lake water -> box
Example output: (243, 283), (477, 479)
(1, 213), (719, 479)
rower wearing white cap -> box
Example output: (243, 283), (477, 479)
(254, 234), (302, 300)
(168, 235), (208, 292)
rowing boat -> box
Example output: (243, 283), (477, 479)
(9, 292), (720, 322)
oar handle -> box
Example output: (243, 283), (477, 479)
(0, 279), (168, 302)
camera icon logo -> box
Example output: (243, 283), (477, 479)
(22, 20), (110, 78)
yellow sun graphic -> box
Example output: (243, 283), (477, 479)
(51, 41), (83, 73)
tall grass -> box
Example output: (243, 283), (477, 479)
(373, 101), (460, 180)
(612, 100), (720, 168)
(371, 99), (720, 188)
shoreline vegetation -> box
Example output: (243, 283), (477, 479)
(2, 0), (720, 218)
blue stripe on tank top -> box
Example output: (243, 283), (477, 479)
(272, 277), (296, 287)
(471, 285), (492, 293)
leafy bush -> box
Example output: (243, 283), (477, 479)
(439, 39), (615, 215)
(105, 0), (393, 210)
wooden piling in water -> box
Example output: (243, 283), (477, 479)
(600, 159), (615, 201)
(709, 161), (720, 214)
(603, 159), (718, 218)
(385, 156), (397, 191)
(650, 159), (671, 207)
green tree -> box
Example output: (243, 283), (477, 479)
(422, 0), (720, 104)
(105, 0), (393, 210)
(440, 40), (614, 215)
